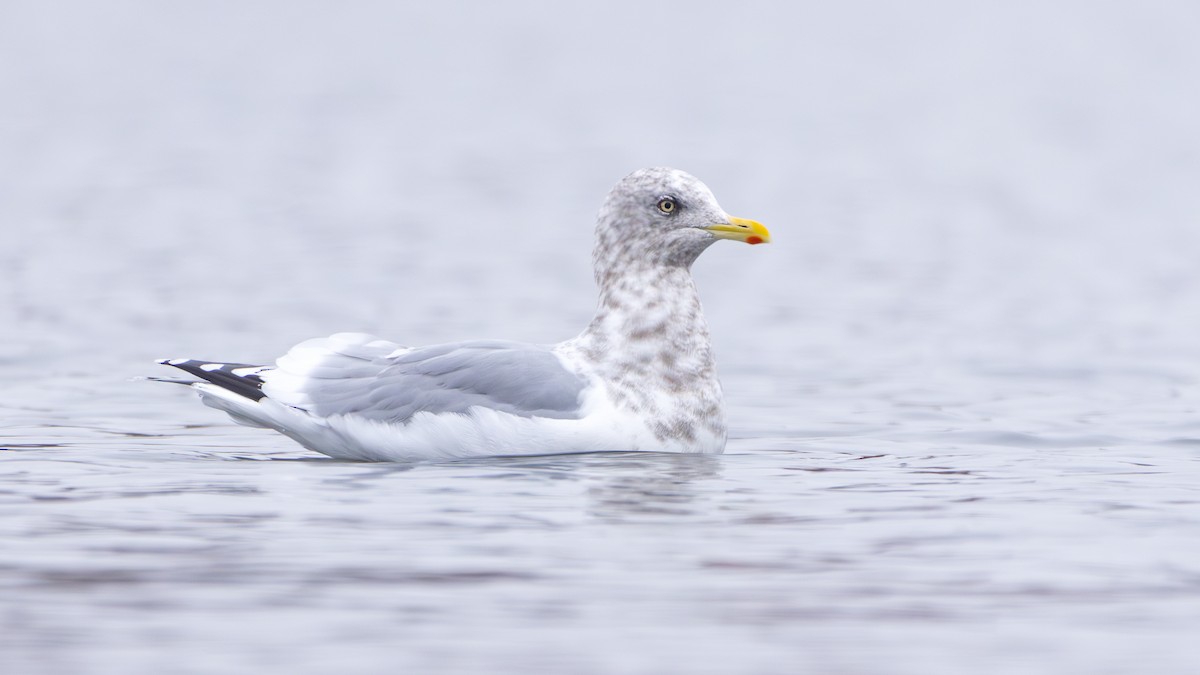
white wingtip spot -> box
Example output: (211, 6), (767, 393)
(199, 363), (224, 372)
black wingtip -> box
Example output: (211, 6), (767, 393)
(156, 359), (269, 401)
(140, 376), (195, 385)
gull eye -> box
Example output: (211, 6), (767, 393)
(656, 197), (678, 215)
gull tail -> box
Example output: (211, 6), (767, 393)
(154, 358), (276, 428)
(155, 359), (270, 400)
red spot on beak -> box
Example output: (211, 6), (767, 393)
(746, 236), (764, 245)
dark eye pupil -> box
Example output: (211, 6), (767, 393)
(659, 198), (676, 213)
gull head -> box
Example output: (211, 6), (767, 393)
(593, 167), (770, 276)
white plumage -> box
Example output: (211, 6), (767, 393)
(157, 168), (770, 461)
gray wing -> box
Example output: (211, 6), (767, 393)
(262, 335), (587, 423)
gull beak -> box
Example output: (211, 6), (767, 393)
(703, 216), (771, 245)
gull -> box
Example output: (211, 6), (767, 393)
(156, 167), (770, 461)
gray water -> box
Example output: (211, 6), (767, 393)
(3, 2), (1200, 673)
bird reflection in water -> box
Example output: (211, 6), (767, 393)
(577, 452), (723, 520)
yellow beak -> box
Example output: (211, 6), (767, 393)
(703, 216), (771, 245)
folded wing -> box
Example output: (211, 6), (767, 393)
(262, 333), (588, 423)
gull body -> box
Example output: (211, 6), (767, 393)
(157, 168), (770, 461)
